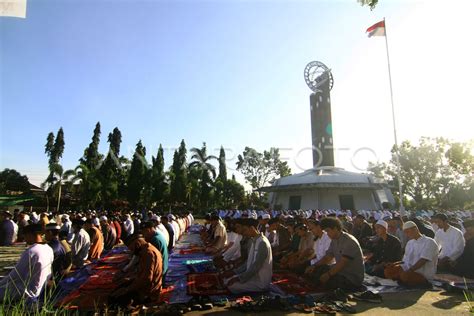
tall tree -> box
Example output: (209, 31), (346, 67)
(150, 144), (168, 207)
(218, 146), (227, 182)
(236, 147), (291, 195)
(99, 127), (123, 207)
(77, 123), (103, 208)
(189, 142), (217, 208)
(127, 140), (147, 208)
(43, 128), (66, 211)
(170, 140), (188, 206)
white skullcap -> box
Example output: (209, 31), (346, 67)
(151, 215), (160, 221)
(262, 214), (271, 219)
(375, 220), (388, 230)
(100, 216), (108, 222)
(402, 221), (417, 230)
(92, 218), (100, 226)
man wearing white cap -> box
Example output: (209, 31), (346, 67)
(385, 221), (438, 287)
(366, 220), (402, 277)
(257, 214), (271, 234)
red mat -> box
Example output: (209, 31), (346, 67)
(272, 272), (322, 295)
(187, 272), (229, 296)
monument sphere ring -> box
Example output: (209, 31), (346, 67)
(304, 61), (334, 92)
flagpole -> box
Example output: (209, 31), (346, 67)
(383, 17), (405, 215)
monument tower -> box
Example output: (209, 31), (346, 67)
(304, 61), (334, 167)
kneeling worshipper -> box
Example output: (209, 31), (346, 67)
(45, 223), (72, 281)
(304, 220), (332, 275)
(451, 219), (474, 279)
(221, 218), (272, 294)
(84, 219), (104, 262)
(307, 217), (365, 291)
(0, 211), (16, 246)
(140, 221), (169, 274)
(0, 224), (54, 304)
(365, 220), (402, 277)
(110, 234), (163, 307)
(432, 213), (465, 271)
(267, 217), (291, 260)
(384, 221), (439, 287)
(279, 223), (314, 270)
(71, 219), (91, 268)
(205, 214), (228, 254)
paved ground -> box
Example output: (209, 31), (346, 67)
(1, 245), (472, 315)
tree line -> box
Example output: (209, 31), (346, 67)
(368, 137), (474, 210)
(39, 123), (291, 212)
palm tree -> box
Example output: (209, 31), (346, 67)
(41, 163), (75, 212)
(189, 143), (217, 208)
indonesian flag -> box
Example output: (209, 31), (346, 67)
(366, 20), (385, 37)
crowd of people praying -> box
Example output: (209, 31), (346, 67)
(0, 207), (473, 308)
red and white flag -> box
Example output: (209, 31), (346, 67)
(366, 20), (385, 37)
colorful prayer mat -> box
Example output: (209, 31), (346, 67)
(272, 272), (322, 295)
(187, 272), (229, 296)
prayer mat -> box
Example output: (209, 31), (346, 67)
(272, 272), (322, 295)
(98, 253), (129, 265)
(187, 272), (229, 296)
(186, 259), (216, 273)
(434, 273), (474, 290)
(179, 247), (205, 255)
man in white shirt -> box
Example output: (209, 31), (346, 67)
(221, 218), (272, 293)
(305, 220), (332, 275)
(71, 219), (91, 268)
(432, 213), (465, 271)
(385, 221), (439, 287)
(205, 214), (227, 254)
(0, 224), (54, 303)
(123, 214), (134, 238)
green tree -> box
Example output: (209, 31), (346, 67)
(236, 147), (291, 195)
(189, 142), (217, 208)
(99, 127), (123, 207)
(218, 146), (227, 182)
(357, 0), (378, 10)
(77, 123), (103, 208)
(170, 140), (188, 206)
(369, 137), (474, 209)
(0, 169), (31, 194)
(150, 144), (168, 207)
(127, 140), (147, 208)
(43, 128), (66, 211)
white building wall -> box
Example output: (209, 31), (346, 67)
(273, 188), (379, 210)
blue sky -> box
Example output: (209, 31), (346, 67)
(1, 0), (473, 186)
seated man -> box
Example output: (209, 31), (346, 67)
(352, 214), (374, 248)
(45, 223), (72, 281)
(71, 219), (91, 268)
(141, 221), (169, 274)
(84, 219), (104, 262)
(267, 218), (291, 259)
(0, 224), (54, 303)
(366, 220), (402, 277)
(279, 223), (314, 269)
(432, 213), (465, 271)
(205, 214), (228, 254)
(221, 218), (272, 294)
(304, 220), (332, 275)
(385, 221), (439, 287)
(450, 219), (474, 279)
(307, 217), (365, 291)
(214, 219), (242, 266)
(110, 234), (163, 306)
